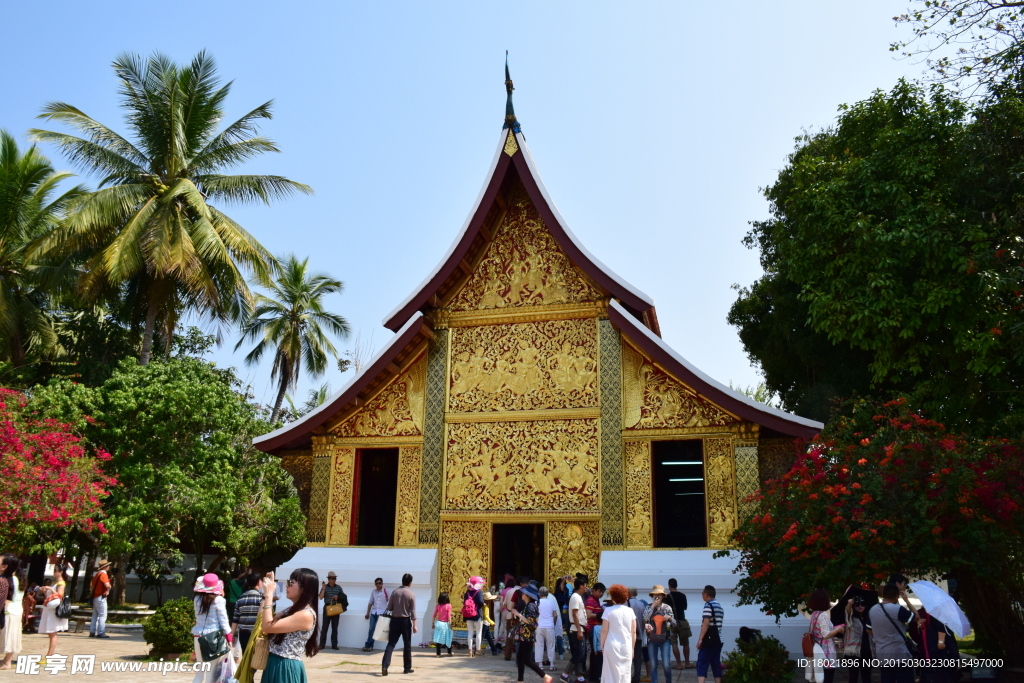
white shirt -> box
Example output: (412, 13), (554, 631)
(568, 592), (587, 632)
(537, 595), (560, 629)
(368, 588), (389, 615)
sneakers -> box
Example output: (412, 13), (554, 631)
(560, 675), (571, 682)
(96, 634), (110, 639)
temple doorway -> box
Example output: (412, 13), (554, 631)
(353, 448), (399, 546)
(492, 523), (545, 586)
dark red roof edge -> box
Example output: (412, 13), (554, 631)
(253, 314), (427, 453)
(383, 130), (657, 333)
(608, 300), (822, 439)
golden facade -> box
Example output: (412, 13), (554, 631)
(259, 125), (819, 593)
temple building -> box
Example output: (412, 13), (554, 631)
(256, 67), (821, 649)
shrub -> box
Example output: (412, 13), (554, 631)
(722, 634), (795, 683)
(143, 597), (193, 655)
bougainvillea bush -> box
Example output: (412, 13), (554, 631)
(719, 398), (1024, 663)
(0, 388), (113, 549)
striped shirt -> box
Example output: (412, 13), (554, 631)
(702, 599), (724, 640)
(233, 589), (262, 630)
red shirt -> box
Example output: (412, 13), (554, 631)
(92, 571), (110, 598)
(585, 595), (604, 628)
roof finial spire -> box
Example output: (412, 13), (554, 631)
(503, 51), (521, 133)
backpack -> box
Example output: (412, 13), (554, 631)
(462, 591), (478, 618)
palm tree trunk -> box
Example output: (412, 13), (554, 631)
(139, 301), (159, 366)
(270, 382), (288, 424)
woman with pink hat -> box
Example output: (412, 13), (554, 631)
(191, 573), (233, 683)
(461, 576), (486, 657)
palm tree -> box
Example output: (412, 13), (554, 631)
(30, 51), (312, 364)
(236, 255), (350, 423)
(0, 131), (85, 363)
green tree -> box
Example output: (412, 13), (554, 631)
(30, 51), (312, 365)
(731, 79), (1024, 435)
(0, 131), (85, 365)
(236, 255), (350, 423)
(719, 397), (1024, 665)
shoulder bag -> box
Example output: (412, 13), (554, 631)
(55, 587), (73, 620)
(198, 606), (230, 662)
(372, 610), (392, 641)
(251, 634), (270, 670)
(879, 603), (921, 658)
(802, 612), (816, 658)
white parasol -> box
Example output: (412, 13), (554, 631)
(908, 580), (971, 638)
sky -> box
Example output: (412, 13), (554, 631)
(2, 0), (932, 411)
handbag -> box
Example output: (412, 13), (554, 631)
(325, 598), (344, 617)
(879, 603), (921, 657)
(251, 634), (270, 670)
(55, 596), (73, 619)
(197, 608), (230, 662)
(372, 611), (392, 641)
(801, 612), (816, 658)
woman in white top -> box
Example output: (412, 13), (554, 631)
(600, 584), (637, 683)
(0, 556), (25, 669)
(191, 573), (232, 683)
(38, 565), (69, 657)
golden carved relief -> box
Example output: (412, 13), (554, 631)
(328, 445), (355, 546)
(440, 520), (490, 628)
(445, 419), (599, 512)
(449, 319), (598, 413)
(622, 342), (737, 431)
(705, 437), (737, 548)
(623, 441), (653, 548)
(449, 185), (602, 312)
(503, 131), (518, 156)
(395, 446), (422, 546)
(279, 452), (313, 514)
(332, 358), (425, 438)
(547, 520), (601, 587)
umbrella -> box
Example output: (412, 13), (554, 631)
(830, 585), (880, 626)
(908, 580), (971, 638)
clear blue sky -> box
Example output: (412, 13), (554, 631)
(3, 0), (929, 410)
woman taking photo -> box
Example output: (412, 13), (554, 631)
(805, 589), (844, 683)
(260, 569), (319, 683)
(38, 565), (69, 658)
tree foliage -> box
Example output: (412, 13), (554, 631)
(720, 398), (1024, 663)
(731, 79), (1024, 434)
(894, 0), (1024, 92)
(0, 387), (113, 550)
(30, 51), (312, 364)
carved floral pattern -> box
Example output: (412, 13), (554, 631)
(547, 521), (601, 587)
(440, 520), (490, 628)
(624, 441), (653, 548)
(328, 446), (355, 546)
(279, 452), (313, 514)
(395, 446), (422, 546)
(449, 319), (597, 413)
(705, 437), (737, 548)
(622, 343), (736, 430)
(445, 419), (600, 511)
(449, 185), (601, 311)
(333, 359), (425, 437)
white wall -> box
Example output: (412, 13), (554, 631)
(599, 550), (806, 656)
(274, 547), (439, 649)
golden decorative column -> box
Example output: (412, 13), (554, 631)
(599, 320), (625, 547)
(734, 443), (760, 524)
(327, 442), (356, 546)
(395, 446), (422, 546)
(419, 330), (448, 545)
(440, 520), (490, 629)
(704, 436), (738, 548)
(307, 437), (333, 544)
(623, 441), (653, 549)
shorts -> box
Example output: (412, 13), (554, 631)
(670, 618), (692, 643)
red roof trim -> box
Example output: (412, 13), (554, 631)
(383, 130), (657, 333)
(253, 314), (428, 453)
(607, 301), (822, 439)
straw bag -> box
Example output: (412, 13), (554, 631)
(251, 634), (270, 670)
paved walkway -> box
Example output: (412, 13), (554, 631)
(2, 630), (806, 681)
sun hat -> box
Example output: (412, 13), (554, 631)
(194, 573), (224, 595)
(649, 585), (668, 597)
(96, 558), (112, 569)
(327, 571), (337, 579)
(483, 591), (498, 601)
(467, 576), (484, 590)
(521, 585), (540, 601)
